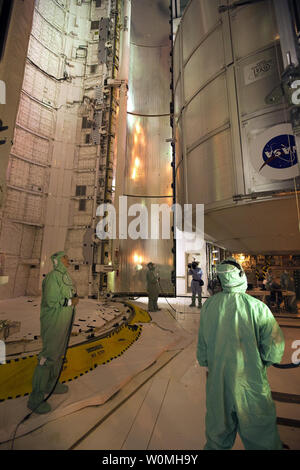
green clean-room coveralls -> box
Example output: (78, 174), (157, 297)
(146, 264), (160, 312)
(197, 262), (285, 450)
(27, 252), (75, 413)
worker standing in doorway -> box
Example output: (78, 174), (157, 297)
(188, 261), (203, 308)
(27, 252), (79, 414)
(197, 258), (285, 450)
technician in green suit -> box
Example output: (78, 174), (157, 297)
(197, 258), (285, 450)
(27, 252), (79, 414)
(146, 262), (160, 312)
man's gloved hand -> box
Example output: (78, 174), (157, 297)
(72, 296), (79, 306)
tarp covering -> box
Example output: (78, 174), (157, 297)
(0, 304), (192, 444)
(0, 301), (150, 401)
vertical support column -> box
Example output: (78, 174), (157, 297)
(113, 0), (131, 266)
(98, 0), (121, 293)
(274, 0), (299, 68)
(88, 143), (101, 298)
(221, 8), (246, 196)
(178, 24), (189, 207)
(170, 0), (177, 295)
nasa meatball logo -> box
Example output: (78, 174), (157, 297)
(250, 123), (300, 180)
(260, 134), (298, 171)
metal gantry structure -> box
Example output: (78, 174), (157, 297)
(1, 0), (300, 301)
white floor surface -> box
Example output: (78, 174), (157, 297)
(0, 296), (299, 451)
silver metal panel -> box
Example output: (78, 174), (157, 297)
(176, 159), (185, 212)
(174, 119), (185, 210)
(182, 0), (220, 63)
(175, 117), (183, 167)
(115, 0), (174, 294)
(230, 0), (278, 60)
(128, 44), (171, 115)
(174, 78), (182, 120)
(274, 0), (299, 68)
(174, 0), (299, 253)
(173, 28), (180, 86)
(186, 129), (235, 205)
(116, 195), (174, 294)
(131, 0), (170, 47)
(220, 5), (234, 66)
(225, 63), (245, 196)
(184, 72), (229, 149)
(236, 45), (284, 119)
(183, 24), (225, 103)
(125, 115), (172, 197)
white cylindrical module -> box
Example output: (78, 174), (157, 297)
(174, 0), (300, 253)
(113, 0), (131, 261)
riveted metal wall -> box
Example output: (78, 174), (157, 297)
(0, 0), (96, 298)
(64, 0), (117, 297)
(174, 0), (300, 253)
(0, 0), (120, 298)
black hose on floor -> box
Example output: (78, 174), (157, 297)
(10, 304), (76, 449)
(272, 362), (300, 369)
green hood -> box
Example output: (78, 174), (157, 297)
(50, 251), (67, 273)
(216, 262), (248, 293)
